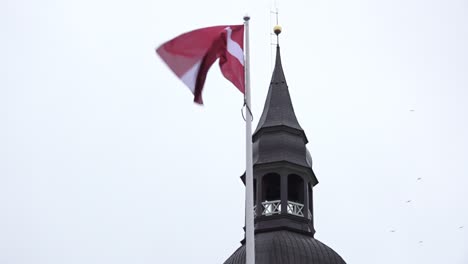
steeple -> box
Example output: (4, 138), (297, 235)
(240, 28), (318, 236)
(251, 44), (315, 175)
(253, 46), (306, 143)
(225, 24), (346, 264)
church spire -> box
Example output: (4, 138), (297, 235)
(225, 24), (347, 264)
(253, 41), (307, 144)
(252, 29), (311, 170)
(244, 26), (318, 236)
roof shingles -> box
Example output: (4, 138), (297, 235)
(223, 231), (346, 264)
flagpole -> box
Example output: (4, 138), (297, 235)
(243, 15), (255, 264)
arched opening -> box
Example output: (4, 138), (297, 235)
(287, 174), (305, 217)
(253, 179), (257, 206)
(262, 173), (280, 201)
(308, 184), (313, 220)
(288, 174), (304, 203)
(261, 173), (281, 216)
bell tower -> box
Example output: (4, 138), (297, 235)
(242, 43), (318, 236)
(227, 26), (346, 264)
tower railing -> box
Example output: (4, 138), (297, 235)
(261, 200), (281, 216)
(258, 200), (306, 218)
(287, 201), (304, 217)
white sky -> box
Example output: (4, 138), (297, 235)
(2, 0), (468, 263)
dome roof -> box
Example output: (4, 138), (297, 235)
(224, 231), (346, 264)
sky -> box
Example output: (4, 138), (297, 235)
(1, 0), (468, 263)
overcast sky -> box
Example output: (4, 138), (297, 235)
(2, 0), (468, 263)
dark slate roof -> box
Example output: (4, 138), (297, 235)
(223, 231), (346, 264)
(252, 132), (313, 170)
(248, 45), (315, 180)
(253, 46), (307, 143)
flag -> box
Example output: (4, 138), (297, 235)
(156, 25), (245, 104)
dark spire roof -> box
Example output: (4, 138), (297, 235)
(253, 46), (307, 143)
(250, 45), (314, 173)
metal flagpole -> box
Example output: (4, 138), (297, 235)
(243, 15), (255, 264)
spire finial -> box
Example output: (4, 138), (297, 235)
(273, 25), (282, 35)
(272, 5), (281, 46)
(273, 24), (282, 46)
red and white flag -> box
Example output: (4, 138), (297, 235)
(156, 25), (245, 104)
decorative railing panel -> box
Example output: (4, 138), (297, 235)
(262, 200), (281, 216)
(287, 201), (304, 217)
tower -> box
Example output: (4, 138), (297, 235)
(224, 30), (346, 264)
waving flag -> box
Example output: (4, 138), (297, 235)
(156, 25), (244, 104)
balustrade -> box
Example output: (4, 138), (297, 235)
(256, 200), (305, 217)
